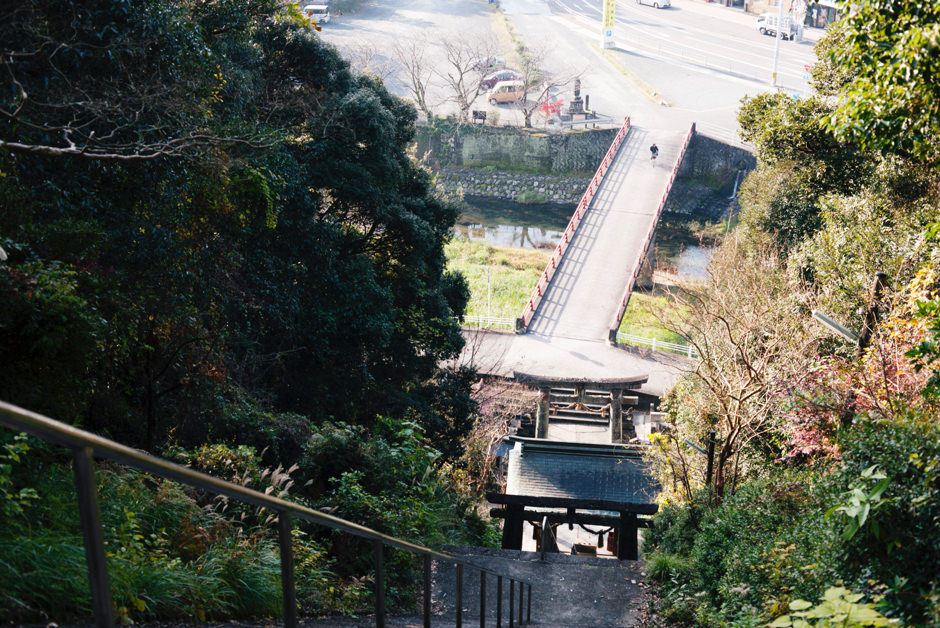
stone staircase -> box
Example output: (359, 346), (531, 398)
(314, 546), (647, 628)
(432, 546), (646, 627)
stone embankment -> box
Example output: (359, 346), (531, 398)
(435, 169), (590, 203)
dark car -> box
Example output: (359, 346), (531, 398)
(480, 69), (522, 89)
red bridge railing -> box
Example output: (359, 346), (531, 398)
(607, 122), (696, 343)
(515, 116), (632, 332)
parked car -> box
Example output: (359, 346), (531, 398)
(302, 4), (330, 25)
(636, 0), (670, 7)
(756, 13), (798, 40)
(473, 56), (506, 73)
(481, 69), (523, 90)
(488, 80), (525, 105)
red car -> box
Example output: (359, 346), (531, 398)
(480, 69), (522, 90)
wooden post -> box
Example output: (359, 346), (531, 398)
(705, 431), (716, 490)
(72, 446), (114, 628)
(617, 512), (639, 560)
(609, 388), (623, 443)
(858, 272), (888, 355)
(501, 504), (525, 550)
(278, 512), (297, 628)
(456, 563), (464, 628)
(374, 541), (386, 628)
(423, 555), (432, 628)
(534, 387), (550, 439)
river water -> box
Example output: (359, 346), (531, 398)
(455, 196), (714, 279)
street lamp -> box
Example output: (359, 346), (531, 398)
(811, 273), (888, 353)
(771, 0), (785, 87)
(811, 310), (859, 344)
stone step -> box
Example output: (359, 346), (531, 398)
(428, 546), (646, 627)
(549, 412), (609, 425)
(312, 546), (647, 627)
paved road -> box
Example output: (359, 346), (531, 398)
(526, 124), (689, 342)
(323, 0), (822, 135)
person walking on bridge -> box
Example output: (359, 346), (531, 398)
(649, 143), (659, 165)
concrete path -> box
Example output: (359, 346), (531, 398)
(526, 124), (690, 343)
(459, 328), (686, 399)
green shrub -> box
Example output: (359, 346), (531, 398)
(832, 416), (940, 624)
(646, 551), (691, 582)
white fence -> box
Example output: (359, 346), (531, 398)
(615, 332), (698, 358)
(460, 315), (517, 330)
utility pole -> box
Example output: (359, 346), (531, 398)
(771, 0), (785, 87)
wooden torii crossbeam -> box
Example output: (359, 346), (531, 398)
(513, 372), (646, 442)
(487, 493), (657, 560)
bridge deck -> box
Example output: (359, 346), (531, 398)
(527, 125), (690, 342)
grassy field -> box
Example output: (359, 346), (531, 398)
(445, 238), (550, 320)
(616, 287), (690, 345)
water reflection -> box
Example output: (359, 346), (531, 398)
(454, 195), (715, 279)
(453, 223), (564, 249)
(455, 196), (573, 250)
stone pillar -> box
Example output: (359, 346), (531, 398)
(609, 388), (623, 443)
(617, 512), (639, 560)
(534, 386), (551, 439)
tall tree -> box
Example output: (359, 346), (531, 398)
(824, 0), (940, 163)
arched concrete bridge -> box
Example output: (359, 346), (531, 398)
(459, 119), (696, 402)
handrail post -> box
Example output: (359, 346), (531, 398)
(423, 554), (432, 628)
(374, 540), (386, 628)
(518, 581), (523, 625)
(456, 563), (464, 628)
(480, 571), (486, 628)
(509, 579), (515, 628)
(526, 584), (532, 623)
(278, 512), (297, 628)
(72, 446), (114, 628)
(496, 575), (503, 628)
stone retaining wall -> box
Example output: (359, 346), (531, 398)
(435, 169), (589, 203)
(422, 127), (755, 204)
(676, 133), (756, 192)
(416, 124), (617, 174)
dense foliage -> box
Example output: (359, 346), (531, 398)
(1, 0), (491, 622)
(647, 1), (940, 625)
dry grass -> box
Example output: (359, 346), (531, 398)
(445, 237), (550, 319)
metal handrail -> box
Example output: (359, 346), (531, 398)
(615, 331), (698, 358)
(0, 400), (533, 628)
(516, 116), (632, 332)
(608, 121), (696, 341)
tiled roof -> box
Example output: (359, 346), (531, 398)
(505, 439), (659, 504)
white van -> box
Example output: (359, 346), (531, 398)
(488, 80), (525, 105)
(303, 4), (331, 25)
(757, 13), (798, 40)
(636, 0), (670, 8)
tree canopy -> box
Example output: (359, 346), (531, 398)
(824, 0), (940, 163)
(1, 0), (471, 456)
